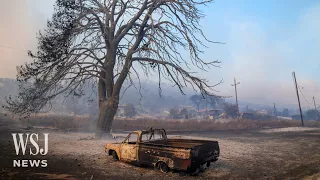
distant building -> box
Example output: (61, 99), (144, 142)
(177, 106), (197, 119)
(179, 105), (195, 111)
(116, 104), (126, 117)
(255, 110), (268, 115)
(240, 112), (255, 119)
(277, 116), (292, 120)
(197, 109), (224, 119)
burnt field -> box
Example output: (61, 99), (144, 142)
(0, 115), (320, 180)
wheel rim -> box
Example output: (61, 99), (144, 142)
(160, 162), (169, 173)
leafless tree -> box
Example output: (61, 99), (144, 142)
(5, 0), (221, 139)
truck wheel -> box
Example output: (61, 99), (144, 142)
(112, 151), (118, 161)
(190, 167), (200, 176)
(159, 162), (169, 173)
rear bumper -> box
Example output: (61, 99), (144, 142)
(172, 150), (219, 171)
(187, 155), (219, 171)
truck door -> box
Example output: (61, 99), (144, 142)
(120, 133), (139, 162)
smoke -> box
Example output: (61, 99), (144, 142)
(213, 3), (320, 108)
(0, 0), (54, 78)
(0, 1), (319, 109)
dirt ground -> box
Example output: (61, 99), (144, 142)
(0, 116), (320, 180)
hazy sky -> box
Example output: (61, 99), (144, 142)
(0, 0), (319, 108)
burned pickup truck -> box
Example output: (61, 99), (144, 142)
(105, 128), (219, 173)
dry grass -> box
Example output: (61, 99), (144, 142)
(1, 113), (320, 179)
(8, 113), (319, 132)
(113, 118), (320, 132)
(14, 114), (96, 132)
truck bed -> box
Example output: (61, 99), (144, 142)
(141, 139), (217, 149)
(139, 138), (219, 171)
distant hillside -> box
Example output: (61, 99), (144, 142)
(0, 78), (300, 115)
(0, 78), (193, 114)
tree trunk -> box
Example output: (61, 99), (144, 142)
(95, 97), (119, 139)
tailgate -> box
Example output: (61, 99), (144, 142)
(191, 140), (219, 162)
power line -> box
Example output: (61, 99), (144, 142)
(291, 72), (312, 106)
(297, 85), (312, 106)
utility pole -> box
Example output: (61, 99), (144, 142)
(196, 98), (201, 119)
(205, 94), (208, 119)
(231, 78), (240, 113)
(273, 103), (277, 116)
(313, 96), (318, 121)
(292, 71), (304, 126)
(205, 94), (208, 112)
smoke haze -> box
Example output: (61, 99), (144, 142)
(0, 0), (319, 109)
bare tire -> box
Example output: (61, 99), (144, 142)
(159, 162), (169, 173)
(190, 167), (200, 176)
(112, 151), (118, 160)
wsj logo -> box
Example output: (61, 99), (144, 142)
(12, 133), (49, 168)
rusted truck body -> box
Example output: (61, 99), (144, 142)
(105, 129), (219, 173)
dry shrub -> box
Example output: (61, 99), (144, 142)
(19, 114), (96, 132)
(112, 118), (315, 132)
(9, 113), (320, 132)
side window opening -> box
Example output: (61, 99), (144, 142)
(124, 133), (138, 144)
(141, 133), (151, 142)
(141, 130), (165, 142)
